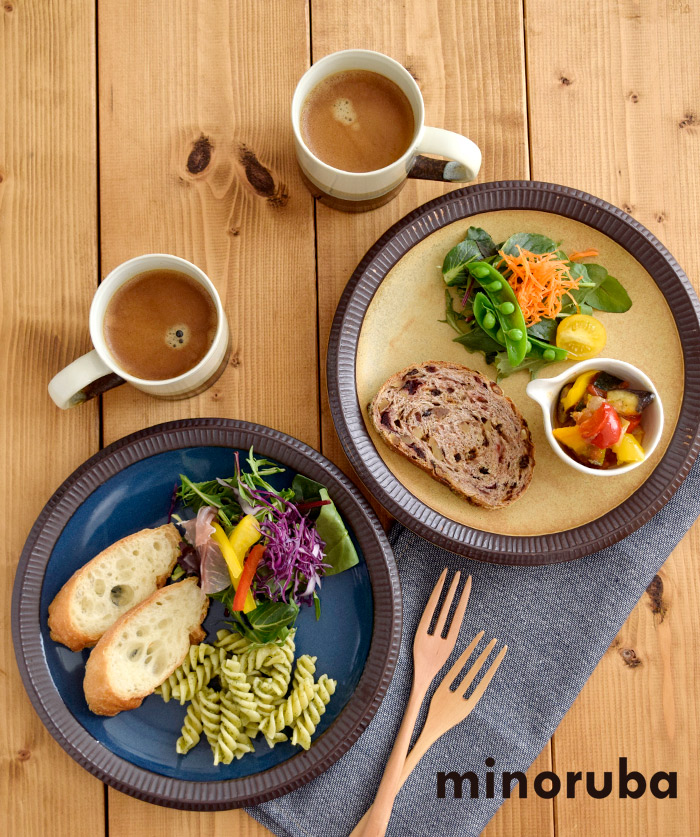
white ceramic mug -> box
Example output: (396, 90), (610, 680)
(292, 49), (482, 211)
(48, 254), (230, 409)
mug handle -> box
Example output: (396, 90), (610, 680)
(48, 350), (124, 409)
(408, 125), (482, 182)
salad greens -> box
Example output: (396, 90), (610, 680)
(441, 225), (632, 379)
(172, 448), (360, 644)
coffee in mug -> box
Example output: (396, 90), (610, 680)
(300, 69), (415, 173)
(292, 49), (482, 212)
(48, 254), (230, 409)
(103, 269), (218, 380)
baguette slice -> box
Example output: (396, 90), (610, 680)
(48, 524), (181, 651)
(369, 361), (534, 509)
(83, 578), (208, 716)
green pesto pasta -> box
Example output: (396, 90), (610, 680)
(213, 690), (255, 765)
(291, 674), (337, 751)
(156, 643), (224, 703)
(176, 700), (204, 755)
(261, 675), (315, 741)
(168, 634), (335, 764)
(193, 686), (222, 749)
(220, 657), (262, 726)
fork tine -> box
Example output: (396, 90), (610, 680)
(445, 574), (472, 643)
(433, 629), (484, 699)
(415, 568), (448, 636)
(433, 571), (461, 637)
(463, 645), (508, 704)
(456, 637), (498, 693)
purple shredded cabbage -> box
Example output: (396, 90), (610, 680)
(247, 490), (329, 606)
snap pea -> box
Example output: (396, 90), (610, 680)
(527, 335), (568, 363)
(473, 293), (568, 364)
(466, 262), (528, 366)
(472, 292), (500, 340)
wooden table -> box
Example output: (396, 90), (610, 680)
(3, 2), (698, 835)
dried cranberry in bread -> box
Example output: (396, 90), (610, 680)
(83, 578), (208, 716)
(369, 361), (534, 509)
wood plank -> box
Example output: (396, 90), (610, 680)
(98, 1), (312, 834)
(312, 2), (553, 834)
(0, 1), (104, 835)
(525, 1), (700, 834)
(98, 0), (317, 448)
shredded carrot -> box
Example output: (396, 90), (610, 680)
(568, 249), (599, 261)
(497, 247), (583, 326)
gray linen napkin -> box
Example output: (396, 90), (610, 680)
(250, 457), (700, 837)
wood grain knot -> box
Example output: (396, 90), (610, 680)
(16, 749), (31, 761)
(559, 75), (573, 86)
(646, 574), (667, 620)
(228, 227), (240, 237)
(404, 65), (419, 82)
(4, 3), (14, 12)
(619, 648), (642, 667)
(187, 135), (212, 174)
(627, 91), (640, 103)
(229, 350), (241, 368)
(656, 212), (667, 223)
(678, 112), (697, 129)
(621, 202), (635, 214)
(238, 145), (288, 207)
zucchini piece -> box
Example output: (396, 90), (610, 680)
(592, 371), (624, 391)
(606, 388), (655, 416)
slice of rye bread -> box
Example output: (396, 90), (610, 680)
(369, 361), (535, 509)
(83, 578), (209, 716)
(48, 524), (182, 652)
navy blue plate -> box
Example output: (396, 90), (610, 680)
(13, 420), (401, 809)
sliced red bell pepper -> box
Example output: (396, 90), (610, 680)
(578, 402), (623, 448)
(232, 543), (265, 611)
(623, 414), (642, 434)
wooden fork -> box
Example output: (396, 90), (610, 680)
(350, 568), (472, 837)
(354, 633), (508, 836)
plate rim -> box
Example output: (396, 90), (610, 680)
(327, 179), (700, 565)
(12, 418), (402, 809)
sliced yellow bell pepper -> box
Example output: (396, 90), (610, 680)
(552, 425), (590, 456)
(211, 519), (257, 613)
(561, 370), (600, 411)
(229, 514), (261, 561)
(612, 432), (645, 464)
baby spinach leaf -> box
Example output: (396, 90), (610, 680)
(495, 351), (550, 381)
(501, 232), (558, 255)
(226, 599), (300, 645)
(441, 289), (470, 334)
(442, 238), (482, 285)
(467, 226), (499, 258)
(562, 263), (632, 313)
(291, 473), (325, 505)
(453, 327), (503, 357)
(584, 272), (632, 313)
(527, 318), (558, 343)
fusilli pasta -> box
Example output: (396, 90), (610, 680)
(166, 631), (335, 764)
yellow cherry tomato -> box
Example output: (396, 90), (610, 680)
(556, 314), (607, 360)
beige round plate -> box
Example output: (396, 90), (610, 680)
(328, 182), (700, 563)
(357, 209), (681, 536)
